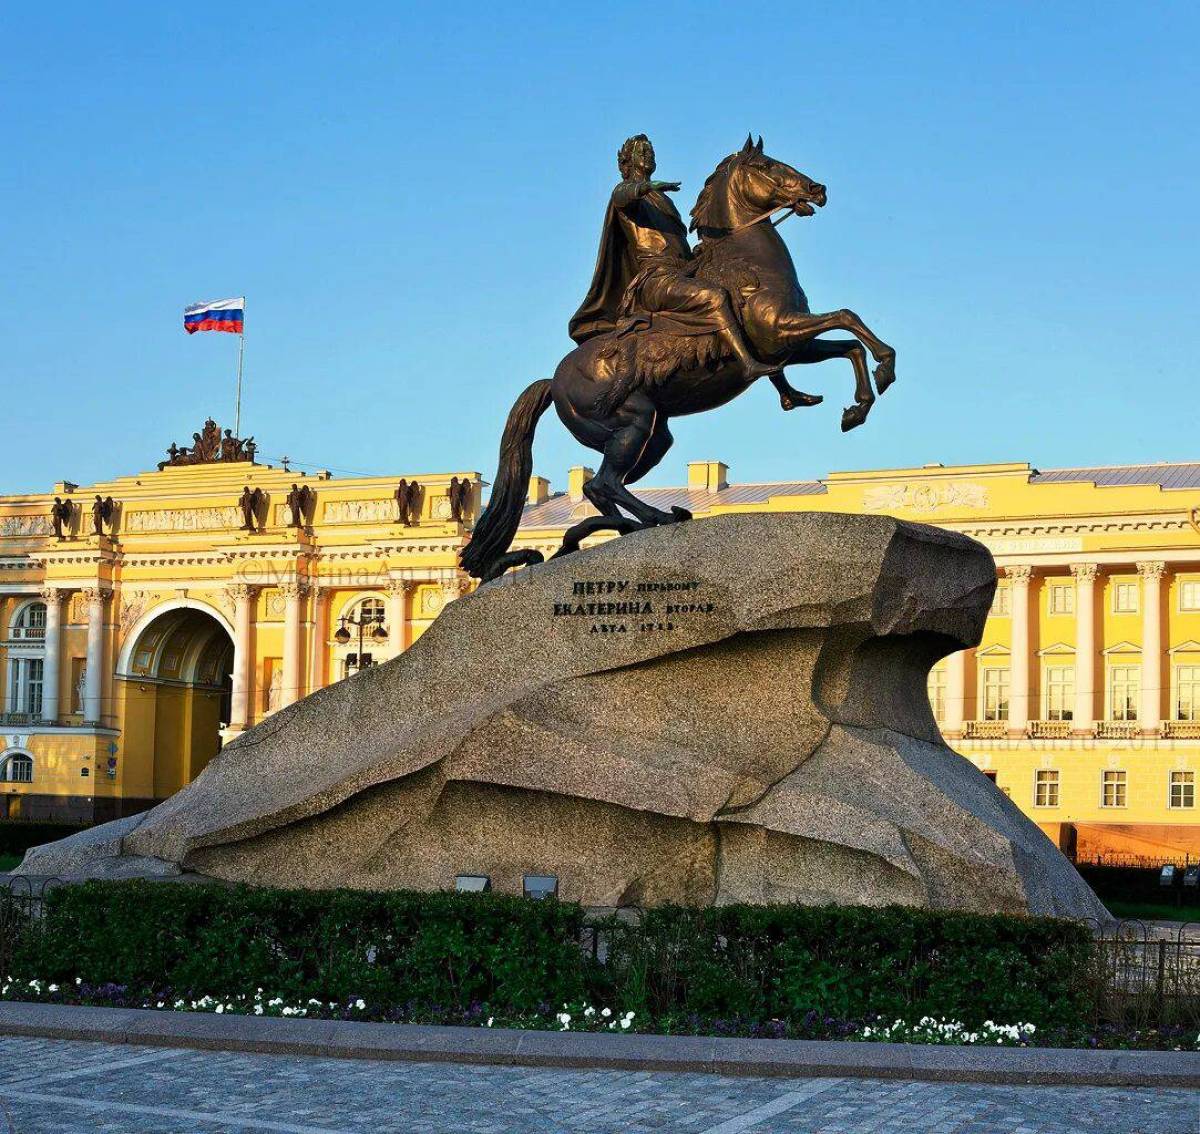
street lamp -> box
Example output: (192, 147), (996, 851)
(335, 604), (388, 675)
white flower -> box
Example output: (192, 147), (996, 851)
(254, 1005), (264, 1016)
(583, 1007), (595, 1018)
(601, 1008), (612, 1018)
(486, 1017), (494, 1028)
(215, 1005), (224, 1014)
(620, 1018), (631, 1030)
(47, 984), (58, 993)
(354, 998), (366, 1011)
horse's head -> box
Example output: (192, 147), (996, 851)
(690, 135), (826, 233)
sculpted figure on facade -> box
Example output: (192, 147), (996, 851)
(447, 477), (472, 524)
(91, 495), (115, 537)
(50, 496), (73, 541)
(461, 134), (897, 582)
(394, 479), (422, 526)
(286, 483), (313, 528)
(239, 486), (267, 532)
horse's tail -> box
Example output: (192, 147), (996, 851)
(460, 378), (553, 580)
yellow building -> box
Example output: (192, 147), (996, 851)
(2, 437), (1198, 863)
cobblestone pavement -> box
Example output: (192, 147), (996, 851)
(0, 1037), (1195, 1133)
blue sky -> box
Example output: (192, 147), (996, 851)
(2, 2), (1196, 494)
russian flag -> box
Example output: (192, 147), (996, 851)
(184, 297), (245, 334)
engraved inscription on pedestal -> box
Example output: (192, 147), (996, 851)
(552, 577), (716, 635)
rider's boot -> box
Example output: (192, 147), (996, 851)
(720, 321), (782, 381)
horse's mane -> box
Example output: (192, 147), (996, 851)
(689, 150), (745, 233)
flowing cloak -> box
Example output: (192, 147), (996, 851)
(568, 187), (693, 345)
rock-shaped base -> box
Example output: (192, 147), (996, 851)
(19, 514), (1106, 918)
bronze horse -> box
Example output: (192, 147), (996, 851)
(461, 137), (896, 582)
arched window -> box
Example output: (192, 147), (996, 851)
(10, 601), (47, 641)
(335, 595), (389, 680)
(351, 596), (385, 624)
(2, 752), (33, 783)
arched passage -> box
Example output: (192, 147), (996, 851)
(118, 605), (234, 804)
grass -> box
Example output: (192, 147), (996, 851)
(0, 853), (22, 872)
(1105, 899), (1200, 923)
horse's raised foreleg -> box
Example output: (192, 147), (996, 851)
(786, 337), (874, 429)
(769, 372), (823, 412)
(778, 309), (896, 396)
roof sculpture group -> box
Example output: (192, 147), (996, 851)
(158, 418), (256, 469)
(461, 134), (897, 582)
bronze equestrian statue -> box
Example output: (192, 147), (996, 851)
(461, 135), (896, 582)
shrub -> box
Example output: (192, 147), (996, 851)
(8, 882), (1094, 1029)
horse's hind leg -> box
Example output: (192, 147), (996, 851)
(624, 418), (674, 486)
(584, 393), (681, 526)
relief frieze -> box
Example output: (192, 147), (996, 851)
(0, 515), (53, 537)
(322, 499), (394, 524)
(125, 507), (242, 533)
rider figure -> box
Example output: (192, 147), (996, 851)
(569, 134), (779, 383)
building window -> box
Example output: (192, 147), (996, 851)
(3, 753), (33, 783)
(1180, 581), (1200, 612)
(1048, 585), (1074, 615)
(1170, 771), (1195, 809)
(981, 668), (1010, 721)
(991, 585), (1011, 617)
(928, 667), (948, 722)
(1101, 770), (1127, 808)
(1108, 666), (1140, 721)
(1044, 666), (1075, 721)
(351, 596), (385, 624)
(9, 601), (47, 641)
(1175, 665), (1200, 721)
(1035, 770), (1060, 808)
(5, 657), (44, 718)
(1112, 582), (1138, 614)
(1169, 770), (1195, 809)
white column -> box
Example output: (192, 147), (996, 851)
(280, 580), (308, 709)
(82, 586), (110, 724)
(307, 586), (330, 695)
(1070, 563), (1098, 733)
(943, 648), (966, 735)
(385, 579), (413, 659)
(1005, 566), (1033, 735)
(1137, 561), (1166, 734)
(227, 584), (257, 731)
(39, 588), (63, 723)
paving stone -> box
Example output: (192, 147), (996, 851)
(0, 1037), (1196, 1133)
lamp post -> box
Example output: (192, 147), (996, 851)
(334, 605), (388, 675)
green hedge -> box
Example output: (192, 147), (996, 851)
(11, 882), (1094, 1028)
(0, 822), (88, 857)
(598, 904), (1093, 1028)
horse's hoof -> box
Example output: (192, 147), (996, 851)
(874, 356), (896, 395)
(671, 506), (693, 522)
(841, 403), (870, 432)
(780, 391), (822, 411)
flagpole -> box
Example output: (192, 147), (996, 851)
(234, 298), (245, 437)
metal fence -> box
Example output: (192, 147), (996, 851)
(1076, 916), (1200, 1029)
